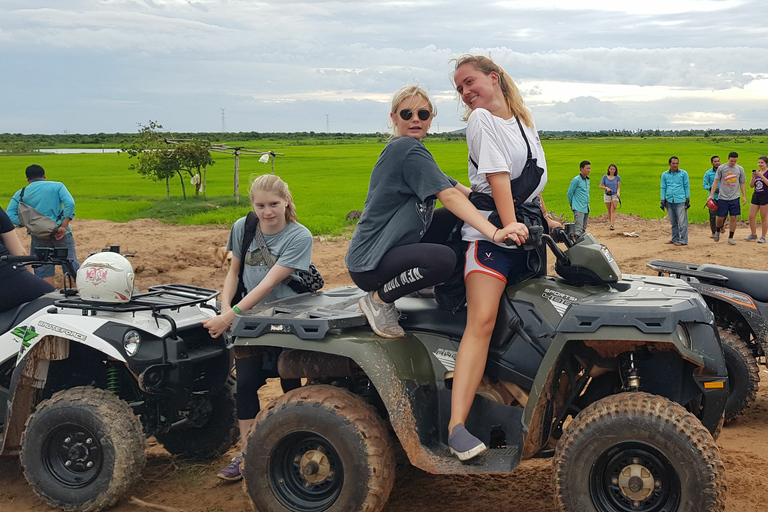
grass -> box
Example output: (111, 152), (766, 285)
(2, 136), (767, 235)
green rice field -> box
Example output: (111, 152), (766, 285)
(2, 136), (767, 236)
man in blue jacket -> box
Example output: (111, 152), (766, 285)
(567, 160), (591, 235)
(660, 156), (691, 246)
(7, 164), (80, 285)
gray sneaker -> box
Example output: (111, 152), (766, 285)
(760, 237), (766, 244)
(217, 452), (243, 481)
(745, 234), (758, 241)
(359, 292), (405, 338)
(728, 238), (736, 245)
(448, 424), (487, 461)
(713, 231), (720, 242)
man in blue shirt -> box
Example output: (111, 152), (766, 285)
(567, 160), (591, 235)
(7, 164), (80, 285)
(660, 156), (691, 246)
(703, 155), (722, 238)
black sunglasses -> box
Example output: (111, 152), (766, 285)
(399, 108), (431, 121)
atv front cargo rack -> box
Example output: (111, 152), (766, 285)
(230, 286), (368, 340)
(647, 260), (729, 283)
(53, 284), (220, 313)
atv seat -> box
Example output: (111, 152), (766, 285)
(697, 264), (768, 303)
(0, 293), (60, 334)
(396, 297), (519, 353)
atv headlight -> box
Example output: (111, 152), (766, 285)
(674, 324), (691, 349)
(123, 330), (142, 356)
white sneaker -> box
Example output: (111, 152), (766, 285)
(745, 234), (758, 241)
(728, 238), (736, 245)
(359, 292), (405, 338)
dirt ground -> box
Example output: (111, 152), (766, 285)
(2, 212), (768, 512)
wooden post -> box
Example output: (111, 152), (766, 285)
(234, 149), (240, 204)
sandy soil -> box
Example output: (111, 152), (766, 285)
(2, 213), (768, 512)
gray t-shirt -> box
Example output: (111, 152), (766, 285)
(345, 136), (457, 273)
(715, 163), (746, 201)
(227, 218), (313, 303)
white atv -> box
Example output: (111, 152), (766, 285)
(0, 247), (236, 512)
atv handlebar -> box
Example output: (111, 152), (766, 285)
(502, 225), (569, 265)
(0, 247), (78, 282)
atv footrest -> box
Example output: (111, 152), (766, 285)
(230, 286), (369, 340)
(429, 445), (520, 473)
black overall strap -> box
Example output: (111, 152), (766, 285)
(235, 211), (259, 301)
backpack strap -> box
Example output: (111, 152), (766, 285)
(19, 187), (26, 203)
(234, 211), (259, 301)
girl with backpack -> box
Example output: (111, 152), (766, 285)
(203, 174), (313, 481)
(449, 55), (551, 460)
(345, 85), (528, 339)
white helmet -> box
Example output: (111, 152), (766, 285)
(77, 252), (135, 303)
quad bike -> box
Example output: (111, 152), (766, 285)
(0, 247), (237, 512)
(648, 258), (765, 423)
(230, 225), (728, 512)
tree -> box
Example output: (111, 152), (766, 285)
(122, 121), (176, 199)
(171, 139), (215, 198)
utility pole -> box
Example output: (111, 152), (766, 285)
(220, 108), (227, 134)
(326, 114), (330, 133)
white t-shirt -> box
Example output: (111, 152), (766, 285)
(461, 108), (548, 245)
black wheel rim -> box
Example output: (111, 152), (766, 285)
(42, 423), (104, 488)
(590, 441), (681, 512)
(269, 432), (344, 512)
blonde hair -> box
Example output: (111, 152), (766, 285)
(250, 174), (297, 223)
(452, 55), (533, 127)
(388, 85), (436, 137)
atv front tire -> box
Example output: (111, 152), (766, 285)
(242, 384), (395, 512)
(21, 386), (146, 512)
(720, 328), (759, 423)
(155, 376), (238, 459)
(554, 392), (725, 512)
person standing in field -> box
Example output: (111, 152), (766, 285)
(660, 156), (690, 246)
(599, 163), (620, 230)
(567, 161), (591, 235)
(703, 155), (722, 238)
(6, 164), (80, 285)
(744, 155), (768, 243)
(708, 151), (747, 245)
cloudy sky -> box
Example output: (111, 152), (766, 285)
(2, 0), (767, 134)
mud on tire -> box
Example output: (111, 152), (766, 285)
(554, 392), (726, 512)
(21, 386), (147, 512)
(719, 328), (760, 424)
(154, 376), (238, 459)
(242, 384), (395, 512)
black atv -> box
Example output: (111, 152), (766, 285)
(648, 258), (765, 423)
(231, 226), (728, 512)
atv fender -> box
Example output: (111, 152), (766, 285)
(699, 283), (768, 353)
(521, 324), (727, 459)
(2, 319), (126, 456)
(234, 329), (455, 474)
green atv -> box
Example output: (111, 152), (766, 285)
(230, 225), (727, 512)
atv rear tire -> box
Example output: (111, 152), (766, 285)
(554, 392), (725, 512)
(21, 386), (146, 512)
(155, 376), (238, 459)
(242, 384), (395, 512)
(720, 328), (759, 424)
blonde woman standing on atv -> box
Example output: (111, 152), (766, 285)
(203, 174), (313, 482)
(345, 85), (527, 339)
(449, 55), (549, 460)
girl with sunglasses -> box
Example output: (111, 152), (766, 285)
(448, 55), (550, 460)
(346, 85), (528, 339)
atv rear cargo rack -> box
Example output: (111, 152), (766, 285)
(53, 284), (220, 313)
(647, 260), (729, 283)
(230, 286), (368, 340)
